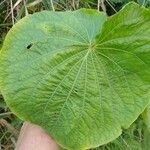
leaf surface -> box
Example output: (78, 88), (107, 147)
(0, 2), (150, 150)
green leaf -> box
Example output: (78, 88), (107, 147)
(0, 2), (150, 150)
(143, 128), (150, 150)
(142, 105), (150, 132)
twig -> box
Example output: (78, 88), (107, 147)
(27, 0), (42, 8)
(98, 0), (106, 13)
(101, 0), (106, 13)
(23, 0), (29, 16)
(10, 0), (14, 25)
(76, 0), (80, 9)
(0, 112), (13, 117)
(50, 0), (55, 11)
(4, 0), (23, 23)
(13, 0), (23, 8)
(0, 119), (19, 137)
(106, 0), (117, 13)
(0, 0), (7, 6)
(71, 0), (75, 10)
(97, 0), (100, 11)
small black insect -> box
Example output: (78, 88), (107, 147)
(26, 43), (33, 49)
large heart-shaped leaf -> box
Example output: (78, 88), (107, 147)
(0, 2), (150, 150)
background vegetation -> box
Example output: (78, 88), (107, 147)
(0, 0), (150, 149)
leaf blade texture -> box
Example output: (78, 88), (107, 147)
(0, 2), (150, 150)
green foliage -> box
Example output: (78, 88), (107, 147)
(142, 105), (150, 132)
(0, 2), (150, 150)
(94, 118), (144, 150)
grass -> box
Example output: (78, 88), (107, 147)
(0, 0), (150, 150)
